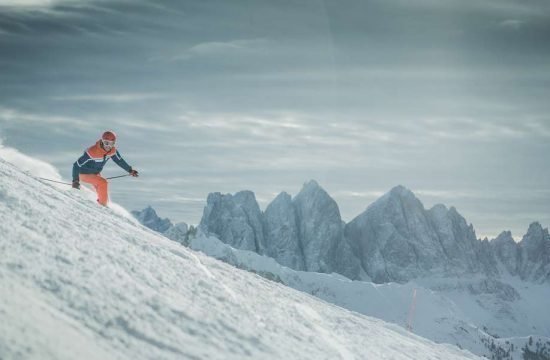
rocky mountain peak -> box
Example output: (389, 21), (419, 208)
(429, 203), (448, 215)
(295, 180), (333, 206)
(142, 205), (155, 215)
(200, 191), (264, 252)
(493, 231), (515, 245)
(516, 223), (550, 280)
(382, 185), (425, 213)
(131, 206), (173, 233)
(292, 180), (351, 274)
(301, 179), (321, 191)
(197, 181), (548, 284)
(271, 191), (292, 205)
(519, 223), (548, 257)
(263, 191), (304, 271)
(346, 185), (497, 282)
(233, 190), (258, 206)
(199, 182), (362, 279)
(389, 184), (414, 198)
(134, 205), (157, 221)
(448, 206), (461, 217)
(490, 231), (520, 276)
(521, 222), (545, 243)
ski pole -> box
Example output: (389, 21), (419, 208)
(38, 174), (132, 185)
(37, 177), (73, 186)
(106, 174), (132, 180)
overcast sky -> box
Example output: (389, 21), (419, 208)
(1, 0), (549, 239)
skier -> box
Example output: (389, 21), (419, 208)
(72, 130), (138, 206)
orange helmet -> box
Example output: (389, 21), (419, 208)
(101, 130), (117, 142)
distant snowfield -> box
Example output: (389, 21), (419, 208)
(0, 158), (479, 359)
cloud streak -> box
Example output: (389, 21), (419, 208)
(51, 93), (167, 103)
(0, 106), (90, 127)
(168, 38), (269, 61)
(0, 0), (57, 8)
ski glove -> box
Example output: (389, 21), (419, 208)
(72, 180), (80, 189)
(129, 168), (139, 177)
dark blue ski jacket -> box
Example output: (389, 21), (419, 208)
(72, 141), (132, 181)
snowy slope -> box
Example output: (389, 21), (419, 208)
(0, 158), (480, 360)
(188, 232), (550, 359)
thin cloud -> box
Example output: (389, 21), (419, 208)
(499, 19), (525, 30)
(156, 196), (205, 203)
(523, 118), (550, 138)
(389, 0), (547, 17)
(0, 0), (56, 7)
(180, 112), (313, 145)
(0, 106), (90, 127)
(51, 93), (166, 103)
(114, 117), (177, 132)
(417, 116), (550, 142)
(168, 38), (269, 61)
(183, 113), (308, 131)
(179, 111), (414, 149)
(333, 190), (387, 199)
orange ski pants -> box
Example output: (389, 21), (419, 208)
(80, 174), (109, 206)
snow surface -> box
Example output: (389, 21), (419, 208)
(188, 231), (550, 359)
(0, 157), (480, 359)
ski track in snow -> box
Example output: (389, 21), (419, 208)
(293, 303), (355, 360)
(188, 250), (238, 301)
(0, 158), (480, 360)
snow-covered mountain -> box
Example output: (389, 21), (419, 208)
(200, 190), (264, 252)
(131, 205), (174, 233)
(200, 181), (363, 280)
(132, 205), (189, 244)
(345, 185), (500, 283)
(292, 180), (362, 280)
(199, 181), (550, 286)
(507, 222), (550, 282)
(467, 222), (550, 284)
(0, 157), (482, 359)
(263, 191), (305, 270)
(346, 186), (550, 285)
(189, 181), (550, 359)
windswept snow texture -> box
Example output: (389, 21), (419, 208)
(188, 232), (550, 359)
(0, 158), (479, 360)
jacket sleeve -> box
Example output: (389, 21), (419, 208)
(72, 152), (92, 181)
(111, 150), (132, 173)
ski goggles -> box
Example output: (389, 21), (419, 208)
(102, 139), (115, 147)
